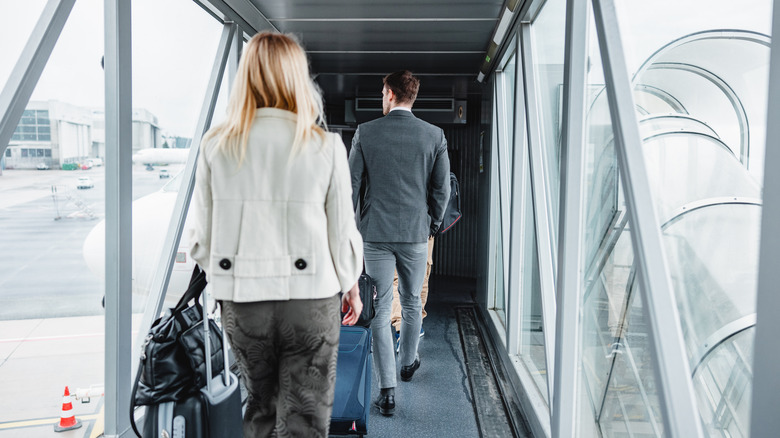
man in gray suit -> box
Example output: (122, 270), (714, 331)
(349, 70), (450, 416)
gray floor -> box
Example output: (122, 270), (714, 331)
(362, 276), (482, 438)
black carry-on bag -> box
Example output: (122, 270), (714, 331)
(330, 273), (376, 437)
(131, 267), (243, 438)
(439, 171), (462, 234)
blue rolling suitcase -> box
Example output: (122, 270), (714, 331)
(330, 325), (372, 437)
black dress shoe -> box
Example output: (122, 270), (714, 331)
(374, 387), (395, 416)
(400, 357), (421, 382)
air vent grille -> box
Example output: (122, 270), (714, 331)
(355, 98), (455, 112)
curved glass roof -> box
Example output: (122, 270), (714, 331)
(634, 31), (770, 182)
(662, 202), (761, 368)
(642, 131), (760, 223)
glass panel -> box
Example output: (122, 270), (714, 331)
(492, 92), (506, 321)
(693, 327), (754, 437)
(494, 214), (507, 321)
(492, 48), (518, 321)
(0, 2), (107, 427)
(582, 91), (619, 273)
(530, 0), (565, 239)
(580, 8), (666, 436)
(0, 0), (46, 87)
(599, 290), (665, 437)
(584, 2), (770, 435)
(642, 133), (761, 223)
(502, 52), (517, 167)
(663, 204), (761, 369)
(0, 0), (223, 429)
(519, 150), (548, 402)
(129, 0), (224, 311)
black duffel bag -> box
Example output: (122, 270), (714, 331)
(354, 273), (377, 327)
(132, 266), (224, 406)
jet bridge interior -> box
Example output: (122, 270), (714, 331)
(2, 0), (780, 437)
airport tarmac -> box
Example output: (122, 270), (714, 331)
(0, 165), (180, 437)
(0, 315), (143, 438)
(0, 166), (179, 320)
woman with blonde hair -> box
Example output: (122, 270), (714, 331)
(189, 31), (364, 437)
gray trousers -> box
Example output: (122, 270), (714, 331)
(220, 295), (340, 438)
(364, 241), (428, 389)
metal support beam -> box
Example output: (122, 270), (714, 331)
(133, 24), (235, 371)
(228, 22), (243, 90)
(104, 0), (133, 436)
(750, 0), (780, 434)
(591, 0), (704, 436)
(0, 0), (76, 163)
(519, 23), (558, 402)
(551, 0), (588, 434)
(193, 0), (278, 36)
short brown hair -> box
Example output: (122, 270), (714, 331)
(383, 70), (420, 105)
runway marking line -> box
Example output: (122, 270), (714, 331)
(0, 332), (105, 344)
(0, 329), (139, 344)
(0, 413), (99, 430)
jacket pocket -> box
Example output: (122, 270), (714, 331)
(235, 255), (292, 277)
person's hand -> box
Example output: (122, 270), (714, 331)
(341, 282), (363, 326)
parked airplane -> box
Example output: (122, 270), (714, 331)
(132, 148), (190, 166)
(82, 172), (194, 305)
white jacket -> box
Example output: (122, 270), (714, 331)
(188, 108), (363, 302)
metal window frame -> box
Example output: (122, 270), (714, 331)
(551, 0), (588, 434)
(132, 23), (236, 372)
(750, 0), (780, 434)
(518, 22), (558, 402)
(104, 0), (133, 436)
(486, 83), (500, 313)
(0, 0), (76, 163)
(494, 57), (514, 315)
(506, 27), (530, 358)
(228, 22), (243, 88)
(590, 0), (704, 436)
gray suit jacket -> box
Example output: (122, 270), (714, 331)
(349, 110), (450, 243)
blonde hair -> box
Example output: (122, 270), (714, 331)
(203, 32), (327, 165)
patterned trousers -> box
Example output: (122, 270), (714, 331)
(220, 295), (341, 438)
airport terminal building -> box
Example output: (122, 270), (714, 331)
(4, 101), (163, 170)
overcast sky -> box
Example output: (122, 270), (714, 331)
(0, 0), (226, 137)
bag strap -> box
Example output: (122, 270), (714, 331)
(129, 362), (144, 437)
(173, 265), (207, 313)
(202, 279), (232, 395)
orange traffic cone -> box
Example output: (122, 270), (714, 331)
(54, 386), (82, 432)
